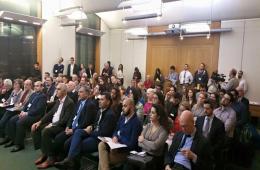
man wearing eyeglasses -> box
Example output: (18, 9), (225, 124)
(213, 92), (236, 138)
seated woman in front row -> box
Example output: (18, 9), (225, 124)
(125, 104), (169, 170)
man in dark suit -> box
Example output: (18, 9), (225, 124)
(196, 99), (225, 170)
(31, 83), (74, 169)
(67, 81), (78, 104)
(86, 64), (94, 79)
(67, 57), (79, 77)
(53, 57), (64, 77)
(43, 77), (56, 101)
(55, 92), (117, 169)
(53, 85), (97, 160)
(165, 110), (213, 170)
(5, 81), (47, 152)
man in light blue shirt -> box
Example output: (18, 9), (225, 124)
(165, 110), (213, 170)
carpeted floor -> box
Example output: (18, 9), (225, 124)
(0, 138), (58, 170)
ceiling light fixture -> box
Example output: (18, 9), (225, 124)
(0, 11), (46, 26)
(18, 19), (28, 23)
(122, 13), (161, 21)
(3, 17), (13, 20)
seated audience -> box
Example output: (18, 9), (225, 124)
(55, 93), (117, 169)
(98, 98), (142, 170)
(31, 83), (74, 169)
(0, 79), (33, 145)
(5, 81), (47, 152)
(191, 93), (207, 118)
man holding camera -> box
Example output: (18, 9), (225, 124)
(220, 68), (239, 91)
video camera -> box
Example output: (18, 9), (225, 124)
(211, 72), (226, 82)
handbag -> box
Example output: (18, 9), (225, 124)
(127, 153), (153, 168)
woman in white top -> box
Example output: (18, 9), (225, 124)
(117, 64), (124, 85)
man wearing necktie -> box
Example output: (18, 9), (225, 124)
(31, 83), (74, 169)
(165, 110), (213, 170)
(55, 93), (117, 170)
(52, 85), (97, 162)
(196, 99), (225, 170)
(179, 64), (193, 87)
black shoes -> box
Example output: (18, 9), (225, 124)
(4, 141), (14, 148)
(10, 145), (24, 152)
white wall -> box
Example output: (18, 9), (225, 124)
(100, 22), (147, 87)
(219, 18), (260, 103)
(100, 20), (110, 73)
(42, 0), (76, 76)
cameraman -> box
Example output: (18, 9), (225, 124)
(220, 68), (239, 91)
(207, 71), (219, 94)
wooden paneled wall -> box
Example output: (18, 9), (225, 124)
(146, 22), (220, 78)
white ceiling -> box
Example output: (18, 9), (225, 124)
(79, 0), (260, 29)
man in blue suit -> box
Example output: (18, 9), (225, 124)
(5, 81), (47, 152)
(55, 92), (117, 169)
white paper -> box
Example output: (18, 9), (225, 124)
(98, 136), (127, 150)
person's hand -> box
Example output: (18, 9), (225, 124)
(165, 164), (172, 170)
(138, 135), (144, 143)
(19, 111), (27, 119)
(31, 121), (41, 132)
(112, 136), (118, 143)
(181, 148), (197, 160)
(84, 126), (93, 134)
(65, 127), (73, 135)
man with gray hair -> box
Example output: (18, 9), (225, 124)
(0, 79), (13, 103)
(31, 83), (74, 169)
(221, 68), (239, 91)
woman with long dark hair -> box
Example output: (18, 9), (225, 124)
(125, 104), (169, 170)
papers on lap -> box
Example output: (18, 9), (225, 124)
(98, 137), (127, 150)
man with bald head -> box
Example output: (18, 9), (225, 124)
(31, 83), (74, 168)
(165, 110), (213, 170)
(98, 97), (142, 170)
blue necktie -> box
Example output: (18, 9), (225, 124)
(72, 101), (85, 129)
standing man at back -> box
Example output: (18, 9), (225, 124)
(67, 57), (79, 77)
(179, 64), (193, 87)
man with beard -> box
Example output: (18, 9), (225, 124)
(98, 98), (142, 170)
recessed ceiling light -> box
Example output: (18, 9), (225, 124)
(3, 17), (13, 20)
(19, 20), (28, 23)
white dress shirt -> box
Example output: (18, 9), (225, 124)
(179, 70), (193, 85)
(52, 96), (66, 123)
